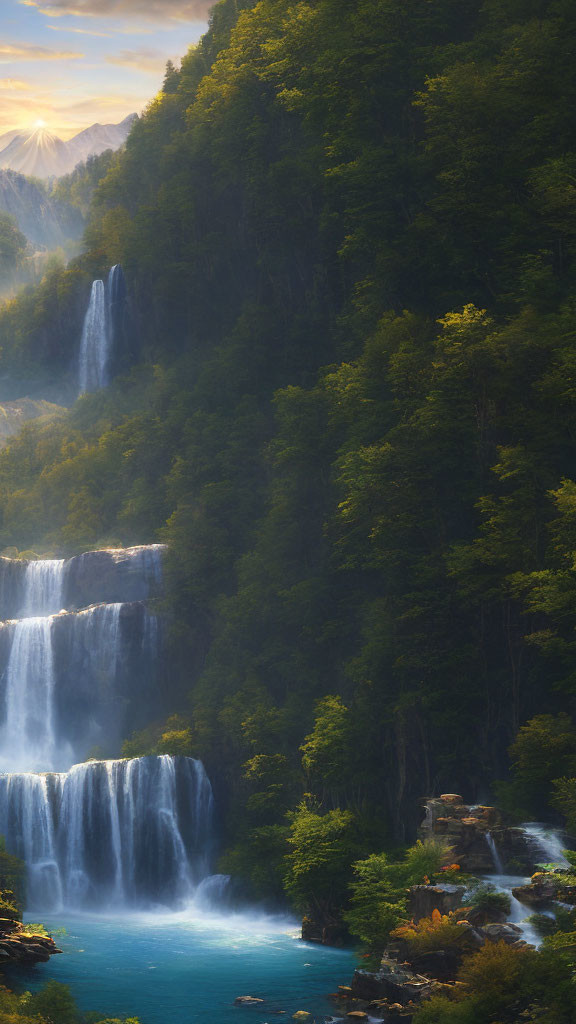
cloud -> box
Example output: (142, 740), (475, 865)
(20, 0), (215, 21)
(106, 47), (172, 73)
(0, 42), (83, 62)
(0, 79), (31, 91)
(0, 85), (143, 138)
(48, 24), (112, 36)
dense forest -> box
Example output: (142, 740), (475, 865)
(0, 0), (576, 981)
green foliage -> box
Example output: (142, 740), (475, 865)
(0, 837), (25, 915)
(464, 883), (511, 917)
(284, 803), (366, 917)
(344, 840), (449, 951)
(551, 776), (576, 833)
(393, 911), (477, 956)
(496, 714), (576, 820)
(417, 941), (576, 1024)
(26, 981), (77, 1024)
(0, 213), (27, 283)
(3, 0), (576, 908)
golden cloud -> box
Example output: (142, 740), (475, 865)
(48, 24), (112, 36)
(106, 47), (171, 73)
(0, 79), (32, 91)
(0, 42), (83, 61)
(20, 0), (214, 20)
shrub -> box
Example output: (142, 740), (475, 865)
(344, 840), (452, 950)
(465, 883), (511, 917)
(391, 910), (477, 955)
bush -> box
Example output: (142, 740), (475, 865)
(344, 840), (452, 950)
(465, 883), (511, 917)
(392, 910), (478, 955)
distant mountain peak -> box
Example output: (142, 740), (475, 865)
(0, 114), (138, 180)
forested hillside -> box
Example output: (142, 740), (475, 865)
(0, 0), (575, 921)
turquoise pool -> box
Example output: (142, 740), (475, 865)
(11, 910), (355, 1023)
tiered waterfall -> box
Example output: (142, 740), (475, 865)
(0, 546), (219, 912)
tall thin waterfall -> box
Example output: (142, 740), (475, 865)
(79, 279), (108, 394)
(0, 756), (214, 911)
(0, 617), (59, 772)
(485, 832), (504, 873)
(20, 559), (65, 617)
(78, 264), (125, 395)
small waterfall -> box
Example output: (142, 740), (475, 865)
(485, 832), (504, 873)
(79, 279), (108, 394)
(522, 822), (570, 867)
(0, 756), (214, 911)
(78, 265), (126, 395)
(107, 263), (125, 352)
(0, 617), (60, 772)
(20, 559), (65, 617)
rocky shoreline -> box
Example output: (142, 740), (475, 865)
(292, 795), (576, 1023)
(0, 917), (62, 966)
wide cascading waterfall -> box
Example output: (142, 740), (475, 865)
(0, 756), (213, 911)
(79, 279), (108, 394)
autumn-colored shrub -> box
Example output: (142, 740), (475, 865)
(391, 909), (477, 955)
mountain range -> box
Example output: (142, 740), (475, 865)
(0, 114), (138, 180)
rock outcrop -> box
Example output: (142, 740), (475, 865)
(512, 877), (576, 906)
(0, 920), (62, 965)
(302, 914), (347, 946)
(351, 960), (432, 1005)
(419, 794), (531, 872)
(408, 885), (466, 922)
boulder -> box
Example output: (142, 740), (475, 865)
(409, 885), (466, 922)
(301, 913), (347, 946)
(480, 923), (523, 944)
(407, 949), (462, 981)
(466, 905), (508, 927)
(234, 997), (265, 1006)
(418, 796), (533, 873)
(511, 880), (557, 905)
(351, 961), (432, 1006)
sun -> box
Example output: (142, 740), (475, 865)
(34, 119), (47, 129)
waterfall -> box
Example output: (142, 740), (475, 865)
(71, 602), (123, 690)
(485, 832), (504, 873)
(522, 822), (570, 867)
(0, 617), (60, 772)
(79, 279), (108, 394)
(0, 756), (214, 911)
(79, 265), (126, 395)
(20, 559), (65, 617)
(0, 543), (212, 915)
(107, 263), (124, 349)
(0, 545), (165, 771)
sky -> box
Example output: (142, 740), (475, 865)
(0, 0), (216, 139)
